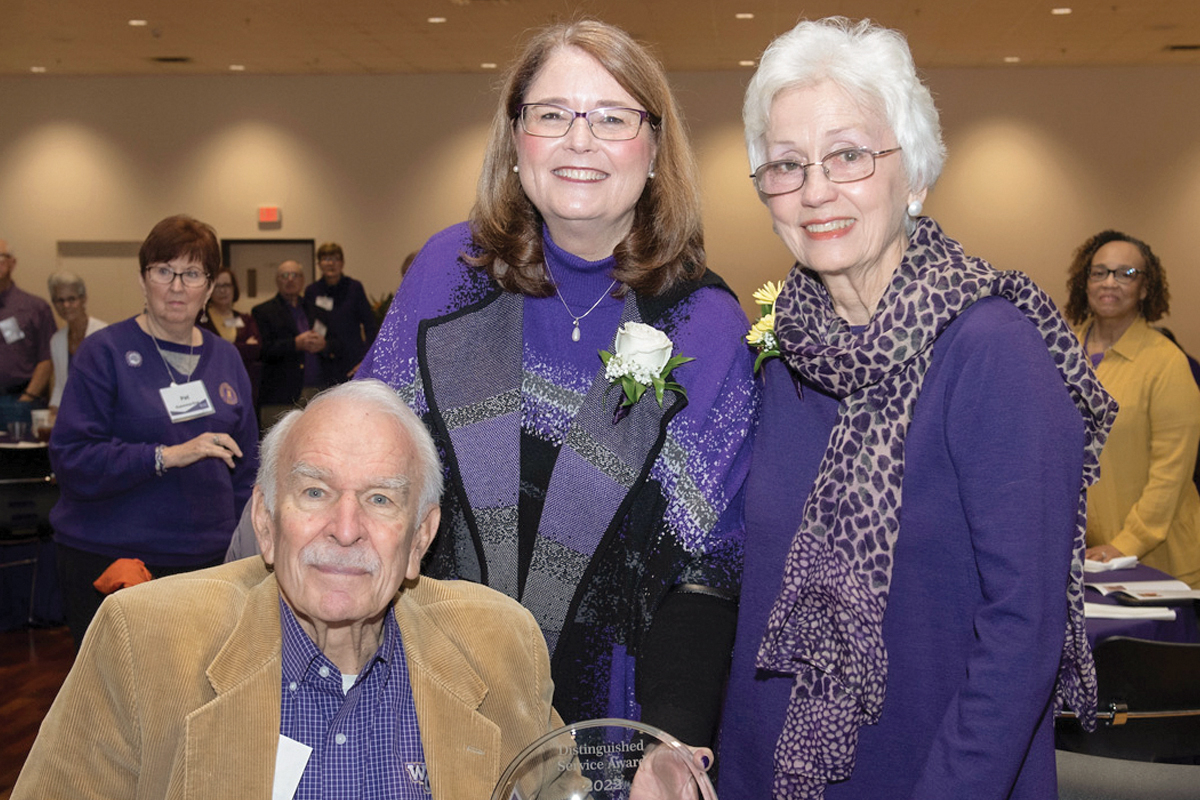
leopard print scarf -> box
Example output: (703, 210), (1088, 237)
(756, 217), (1116, 798)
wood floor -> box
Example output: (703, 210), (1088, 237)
(0, 626), (74, 800)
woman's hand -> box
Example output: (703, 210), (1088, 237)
(629, 744), (713, 800)
(1085, 543), (1127, 563)
(162, 432), (243, 471)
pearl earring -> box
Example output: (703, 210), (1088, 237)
(512, 164), (519, 174)
(648, 169), (656, 179)
(907, 200), (923, 218)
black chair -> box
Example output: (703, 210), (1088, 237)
(1056, 636), (1200, 764)
(0, 446), (58, 627)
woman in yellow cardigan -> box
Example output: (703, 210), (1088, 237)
(1065, 230), (1200, 587)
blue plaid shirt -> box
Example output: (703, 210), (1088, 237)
(279, 598), (430, 799)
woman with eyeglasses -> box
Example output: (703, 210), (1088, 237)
(46, 271), (107, 411)
(1064, 230), (1200, 588)
(200, 267), (262, 407)
(717, 18), (1117, 799)
(50, 215), (259, 648)
(359, 20), (755, 749)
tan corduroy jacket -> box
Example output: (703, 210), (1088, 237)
(13, 557), (561, 799)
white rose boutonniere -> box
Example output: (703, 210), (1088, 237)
(599, 322), (693, 422)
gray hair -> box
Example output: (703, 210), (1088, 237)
(256, 379), (443, 521)
(743, 16), (946, 195)
(47, 271), (87, 298)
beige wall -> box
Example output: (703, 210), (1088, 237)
(3, 65), (1199, 353)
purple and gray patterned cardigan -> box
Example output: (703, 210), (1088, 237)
(359, 222), (758, 729)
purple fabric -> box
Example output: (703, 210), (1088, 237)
(280, 599), (429, 799)
(359, 222), (756, 729)
(49, 317), (258, 566)
(719, 297), (1091, 800)
(0, 283), (55, 392)
(755, 218), (1113, 797)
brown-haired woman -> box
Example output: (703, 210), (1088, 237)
(358, 20), (756, 747)
(1065, 229), (1200, 587)
(50, 215), (259, 647)
(200, 267), (262, 407)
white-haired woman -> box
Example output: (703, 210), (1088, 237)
(46, 271), (106, 410)
(717, 17), (1116, 799)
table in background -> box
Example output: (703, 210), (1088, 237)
(0, 441), (63, 629)
(1084, 563), (1199, 649)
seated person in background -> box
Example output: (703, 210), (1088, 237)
(1065, 230), (1200, 587)
(14, 379), (561, 800)
(306, 242), (378, 384)
(46, 271), (107, 410)
(253, 260), (333, 428)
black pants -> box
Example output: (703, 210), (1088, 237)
(55, 543), (220, 650)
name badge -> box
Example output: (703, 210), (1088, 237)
(159, 379), (216, 423)
(0, 316), (25, 344)
(314, 296), (334, 311)
(273, 734), (312, 800)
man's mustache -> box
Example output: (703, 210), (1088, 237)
(301, 542), (380, 573)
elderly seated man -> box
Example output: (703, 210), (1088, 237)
(13, 379), (560, 800)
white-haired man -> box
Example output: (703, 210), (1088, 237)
(14, 379), (560, 800)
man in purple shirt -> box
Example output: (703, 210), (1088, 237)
(13, 379), (561, 800)
(0, 238), (55, 416)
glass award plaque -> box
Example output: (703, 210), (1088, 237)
(490, 718), (717, 800)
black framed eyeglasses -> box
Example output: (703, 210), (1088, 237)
(144, 264), (210, 288)
(516, 103), (656, 141)
(751, 146), (902, 196)
(1088, 266), (1143, 284)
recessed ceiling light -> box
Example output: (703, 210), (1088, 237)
(229, 64), (246, 71)
(128, 19), (148, 26)
(481, 62), (497, 69)
(736, 13), (755, 20)
(739, 60), (756, 67)
(1004, 56), (1021, 63)
(1051, 7), (1072, 15)
(30, 66), (46, 73)
(427, 17), (447, 24)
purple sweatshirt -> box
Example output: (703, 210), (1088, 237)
(50, 318), (258, 566)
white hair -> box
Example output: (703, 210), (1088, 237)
(743, 16), (946, 195)
(47, 270), (87, 298)
(256, 379), (443, 520)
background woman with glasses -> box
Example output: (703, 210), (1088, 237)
(1064, 230), (1200, 587)
(46, 271), (106, 410)
(719, 18), (1116, 799)
(50, 215), (259, 648)
(200, 266), (262, 407)
(359, 20), (756, 749)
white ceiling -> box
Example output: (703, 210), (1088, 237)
(3, 0), (1199, 77)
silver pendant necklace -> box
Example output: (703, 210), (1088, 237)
(544, 262), (617, 342)
(143, 314), (197, 385)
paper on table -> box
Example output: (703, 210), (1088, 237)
(1084, 602), (1177, 621)
(1088, 579), (1200, 604)
(1083, 555), (1139, 573)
